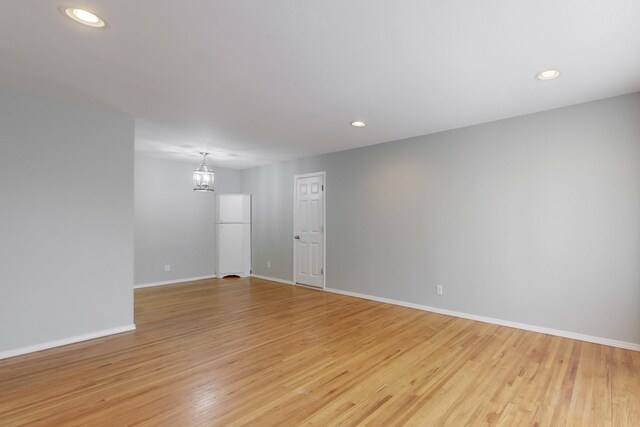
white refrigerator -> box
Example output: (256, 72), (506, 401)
(215, 194), (251, 278)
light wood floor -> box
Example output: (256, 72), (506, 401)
(1, 278), (639, 426)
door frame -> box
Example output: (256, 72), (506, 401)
(293, 171), (326, 289)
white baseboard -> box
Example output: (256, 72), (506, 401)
(325, 287), (640, 352)
(251, 274), (295, 286)
(134, 275), (217, 289)
(0, 324), (137, 360)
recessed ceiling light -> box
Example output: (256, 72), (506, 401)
(351, 121), (366, 127)
(536, 69), (560, 81)
(63, 8), (106, 28)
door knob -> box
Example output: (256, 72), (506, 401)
(294, 235), (300, 239)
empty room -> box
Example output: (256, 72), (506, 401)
(1, 1), (639, 425)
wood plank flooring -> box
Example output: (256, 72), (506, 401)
(1, 277), (639, 426)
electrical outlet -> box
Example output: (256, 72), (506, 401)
(436, 285), (443, 296)
(164, 264), (171, 272)
(267, 261), (271, 268)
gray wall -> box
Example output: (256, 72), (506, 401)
(0, 88), (135, 353)
(134, 154), (243, 285)
(242, 92), (640, 344)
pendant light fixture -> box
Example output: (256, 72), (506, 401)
(193, 152), (215, 192)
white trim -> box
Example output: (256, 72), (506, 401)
(293, 171), (327, 289)
(0, 324), (136, 360)
(296, 283), (325, 291)
(325, 287), (640, 352)
(134, 275), (217, 289)
(251, 274), (295, 285)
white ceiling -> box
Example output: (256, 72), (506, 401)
(1, 1), (639, 168)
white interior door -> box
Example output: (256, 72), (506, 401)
(294, 173), (325, 288)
